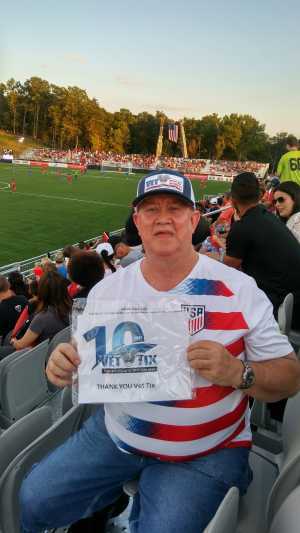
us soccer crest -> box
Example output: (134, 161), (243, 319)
(181, 304), (205, 335)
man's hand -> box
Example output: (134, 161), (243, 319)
(187, 340), (243, 388)
(46, 343), (81, 388)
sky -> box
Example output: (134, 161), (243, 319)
(1, 0), (300, 136)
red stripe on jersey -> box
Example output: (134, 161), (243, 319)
(124, 418), (248, 462)
(171, 385), (235, 408)
(153, 396), (248, 442)
(172, 336), (245, 408)
(226, 336), (245, 357)
(225, 440), (252, 449)
(205, 312), (248, 330)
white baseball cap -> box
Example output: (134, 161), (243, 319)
(96, 242), (114, 256)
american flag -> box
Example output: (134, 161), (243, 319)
(168, 123), (179, 143)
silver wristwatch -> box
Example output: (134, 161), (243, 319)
(237, 361), (255, 390)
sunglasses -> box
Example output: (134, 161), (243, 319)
(273, 197), (286, 205)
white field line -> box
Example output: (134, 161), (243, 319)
(0, 180), (10, 190)
(1, 189), (130, 208)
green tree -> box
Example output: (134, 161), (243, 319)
(5, 78), (23, 134)
(198, 114), (221, 158)
(24, 77), (50, 139)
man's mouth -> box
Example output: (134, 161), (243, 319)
(154, 231), (174, 237)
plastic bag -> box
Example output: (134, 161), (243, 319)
(74, 299), (192, 403)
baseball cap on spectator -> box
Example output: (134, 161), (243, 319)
(209, 198), (218, 205)
(96, 242), (114, 256)
(271, 177), (280, 188)
(133, 170), (195, 207)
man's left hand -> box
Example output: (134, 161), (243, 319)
(187, 340), (243, 388)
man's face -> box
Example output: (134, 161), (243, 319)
(133, 194), (200, 258)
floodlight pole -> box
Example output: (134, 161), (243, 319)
(155, 117), (164, 159)
(179, 120), (188, 158)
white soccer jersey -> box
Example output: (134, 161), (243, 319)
(86, 255), (292, 461)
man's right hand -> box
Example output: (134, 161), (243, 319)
(46, 343), (81, 388)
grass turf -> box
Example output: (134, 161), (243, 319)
(0, 164), (229, 267)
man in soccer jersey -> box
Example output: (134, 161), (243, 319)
(20, 170), (300, 533)
(277, 135), (300, 186)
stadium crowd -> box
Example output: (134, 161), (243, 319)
(29, 148), (267, 176)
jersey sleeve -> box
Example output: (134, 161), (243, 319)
(226, 221), (250, 259)
(242, 279), (293, 362)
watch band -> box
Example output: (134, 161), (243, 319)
(237, 361), (255, 390)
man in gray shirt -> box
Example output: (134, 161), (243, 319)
(114, 242), (143, 267)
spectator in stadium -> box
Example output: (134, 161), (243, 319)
(192, 215), (210, 251)
(0, 275), (27, 346)
(10, 271), (71, 351)
(224, 172), (300, 328)
(62, 246), (80, 297)
(200, 223), (230, 261)
(273, 181), (300, 243)
(114, 241), (143, 267)
(63, 244), (78, 264)
(11, 279), (39, 341)
(55, 253), (68, 279)
(95, 242), (117, 276)
(42, 260), (57, 274)
(33, 262), (43, 281)
(261, 177), (280, 213)
(20, 170), (300, 533)
(8, 270), (29, 298)
(214, 192), (234, 226)
(68, 251), (105, 298)
(277, 135), (300, 186)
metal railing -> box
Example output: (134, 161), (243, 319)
(0, 228), (124, 278)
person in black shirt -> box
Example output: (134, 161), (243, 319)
(0, 275), (27, 344)
(224, 172), (300, 329)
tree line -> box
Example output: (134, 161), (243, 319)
(0, 76), (296, 167)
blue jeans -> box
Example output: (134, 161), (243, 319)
(20, 407), (252, 533)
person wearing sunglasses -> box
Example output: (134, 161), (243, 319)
(273, 181), (300, 243)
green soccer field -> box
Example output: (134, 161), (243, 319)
(0, 164), (230, 267)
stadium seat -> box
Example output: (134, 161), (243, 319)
(204, 487), (239, 533)
(277, 293), (294, 336)
(289, 328), (300, 350)
(0, 403), (95, 533)
(0, 406), (52, 478)
(237, 390), (300, 532)
(122, 481), (239, 532)
(268, 485), (300, 533)
(46, 326), (72, 394)
(47, 325), (71, 361)
(0, 339), (53, 428)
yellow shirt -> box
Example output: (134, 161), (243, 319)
(277, 150), (300, 185)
